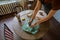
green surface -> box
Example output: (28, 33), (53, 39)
(22, 19), (40, 35)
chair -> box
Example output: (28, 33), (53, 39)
(24, 0), (37, 10)
(13, 3), (23, 14)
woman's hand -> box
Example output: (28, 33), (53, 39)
(30, 22), (38, 28)
(30, 9), (57, 28)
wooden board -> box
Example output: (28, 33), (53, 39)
(13, 10), (50, 40)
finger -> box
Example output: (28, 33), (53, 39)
(30, 24), (35, 28)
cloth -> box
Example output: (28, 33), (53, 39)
(22, 19), (40, 35)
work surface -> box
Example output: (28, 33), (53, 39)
(13, 10), (50, 40)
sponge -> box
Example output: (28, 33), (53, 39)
(22, 18), (25, 21)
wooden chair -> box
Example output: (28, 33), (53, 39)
(13, 3), (23, 14)
(24, 0), (37, 10)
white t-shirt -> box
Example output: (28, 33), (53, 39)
(54, 10), (60, 23)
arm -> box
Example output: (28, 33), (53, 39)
(31, 0), (42, 21)
(31, 9), (57, 27)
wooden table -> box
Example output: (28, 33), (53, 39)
(13, 10), (50, 40)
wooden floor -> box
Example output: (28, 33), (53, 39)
(42, 17), (60, 40)
(0, 13), (60, 40)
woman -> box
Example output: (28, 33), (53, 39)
(29, 0), (60, 27)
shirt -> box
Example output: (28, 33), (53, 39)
(39, 0), (60, 13)
(40, 0), (52, 13)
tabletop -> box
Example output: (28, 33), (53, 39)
(13, 10), (50, 40)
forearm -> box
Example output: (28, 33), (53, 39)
(31, 0), (42, 20)
(36, 9), (57, 24)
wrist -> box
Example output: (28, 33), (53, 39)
(34, 22), (38, 25)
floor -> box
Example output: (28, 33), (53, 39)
(0, 13), (60, 40)
(0, 13), (15, 33)
(0, 13), (22, 40)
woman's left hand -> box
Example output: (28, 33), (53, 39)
(30, 22), (37, 28)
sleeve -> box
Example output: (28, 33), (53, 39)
(39, 0), (44, 4)
(52, 6), (60, 10)
(52, 0), (60, 10)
